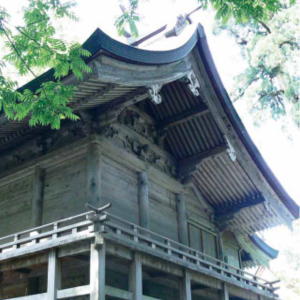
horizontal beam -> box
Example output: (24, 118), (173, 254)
(177, 144), (227, 179)
(57, 285), (90, 299)
(157, 103), (209, 130)
(214, 192), (265, 218)
(8, 294), (47, 300)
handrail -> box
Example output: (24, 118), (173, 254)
(0, 210), (277, 295)
(105, 213), (272, 288)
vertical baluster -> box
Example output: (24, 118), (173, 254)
(53, 223), (58, 239)
(133, 225), (139, 242)
(165, 239), (172, 255)
(12, 234), (18, 250)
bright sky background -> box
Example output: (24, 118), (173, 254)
(1, 0), (300, 297)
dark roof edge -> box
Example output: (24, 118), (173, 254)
(195, 24), (299, 219)
(249, 234), (279, 259)
(18, 28), (198, 93)
(16, 25), (299, 219)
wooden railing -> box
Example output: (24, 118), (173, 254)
(0, 211), (278, 297)
(105, 213), (277, 295)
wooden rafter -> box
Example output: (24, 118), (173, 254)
(214, 192), (265, 218)
(177, 144), (227, 179)
(157, 102), (209, 130)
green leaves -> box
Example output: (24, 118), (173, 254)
(0, 0), (91, 129)
(206, 0), (282, 24)
(115, 0), (140, 38)
(221, 2), (300, 127)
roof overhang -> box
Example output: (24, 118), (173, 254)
(2, 24), (299, 224)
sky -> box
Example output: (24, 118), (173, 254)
(1, 0), (300, 296)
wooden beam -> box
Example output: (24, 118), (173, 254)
(180, 271), (192, 300)
(177, 144), (227, 179)
(57, 285), (90, 298)
(138, 172), (149, 228)
(86, 142), (102, 207)
(31, 166), (44, 227)
(129, 253), (143, 300)
(176, 193), (189, 245)
(157, 103), (209, 130)
(47, 249), (61, 299)
(90, 239), (106, 300)
(214, 192), (265, 218)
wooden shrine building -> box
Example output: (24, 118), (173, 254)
(0, 24), (299, 300)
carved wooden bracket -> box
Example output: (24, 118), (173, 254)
(148, 84), (163, 104)
(186, 71), (200, 96)
(225, 136), (237, 161)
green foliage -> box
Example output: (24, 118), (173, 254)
(0, 0), (298, 129)
(206, 0), (284, 23)
(115, 0), (292, 38)
(0, 0), (91, 129)
(115, 0), (140, 37)
(216, 2), (300, 126)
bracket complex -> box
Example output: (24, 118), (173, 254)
(186, 71), (201, 97)
(148, 84), (163, 104)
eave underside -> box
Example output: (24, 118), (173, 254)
(0, 25), (298, 237)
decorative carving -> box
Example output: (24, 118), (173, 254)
(148, 84), (162, 104)
(118, 109), (158, 144)
(225, 135), (236, 161)
(101, 126), (119, 139)
(186, 71), (200, 96)
(116, 134), (176, 176)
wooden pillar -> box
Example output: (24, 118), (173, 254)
(47, 249), (61, 299)
(87, 142), (102, 207)
(176, 193), (189, 245)
(180, 271), (192, 300)
(32, 166), (44, 227)
(90, 238), (106, 300)
(129, 253), (143, 300)
(218, 232), (225, 260)
(138, 171), (149, 228)
(220, 283), (229, 300)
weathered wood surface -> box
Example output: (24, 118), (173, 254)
(129, 253), (143, 300)
(87, 142), (102, 207)
(176, 193), (189, 245)
(47, 249), (60, 299)
(31, 166), (44, 227)
(90, 237), (106, 300)
(138, 172), (149, 228)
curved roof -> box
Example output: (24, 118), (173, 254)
(18, 25), (299, 219)
(249, 234), (279, 259)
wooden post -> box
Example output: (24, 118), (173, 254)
(180, 271), (192, 300)
(90, 238), (106, 300)
(87, 142), (102, 207)
(47, 249), (61, 299)
(138, 172), (149, 228)
(176, 193), (189, 245)
(220, 282), (229, 300)
(32, 166), (44, 227)
(129, 253), (143, 300)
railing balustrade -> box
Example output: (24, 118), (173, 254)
(0, 210), (278, 297)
